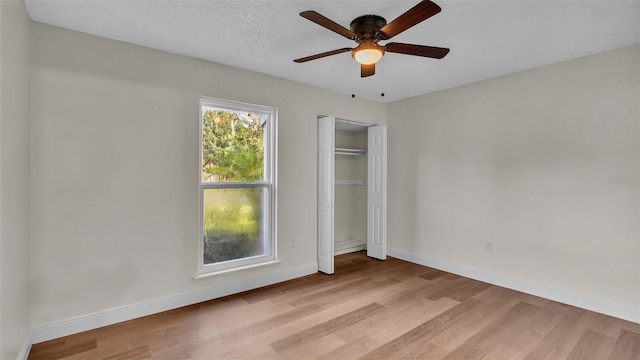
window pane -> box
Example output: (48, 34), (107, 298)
(201, 108), (267, 182)
(202, 187), (269, 265)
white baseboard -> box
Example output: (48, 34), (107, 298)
(17, 330), (32, 360)
(32, 262), (318, 343)
(335, 244), (366, 256)
(387, 247), (640, 324)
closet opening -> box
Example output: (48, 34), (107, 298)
(318, 116), (387, 274)
(335, 122), (369, 255)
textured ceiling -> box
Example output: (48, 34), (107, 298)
(25, 0), (640, 102)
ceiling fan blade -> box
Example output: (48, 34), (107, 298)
(385, 42), (449, 59)
(293, 48), (353, 63)
(361, 64), (375, 77)
(300, 11), (357, 39)
(379, 0), (441, 39)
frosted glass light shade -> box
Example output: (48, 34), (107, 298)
(352, 44), (384, 65)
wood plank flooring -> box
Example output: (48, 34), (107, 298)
(29, 252), (640, 360)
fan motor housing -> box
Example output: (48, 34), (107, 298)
(350, 15), (387, 37)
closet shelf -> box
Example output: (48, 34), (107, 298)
(335, 147), (367, 156)
(335, 179), (367, 186)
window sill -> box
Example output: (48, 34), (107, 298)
(193, 260), (281, 280)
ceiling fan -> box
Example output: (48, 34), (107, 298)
(294, 0), (449, 78)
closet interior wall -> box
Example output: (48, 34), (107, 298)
(334, 128), (368, 255)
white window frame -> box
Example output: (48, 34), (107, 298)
(198, 97), (277, 275)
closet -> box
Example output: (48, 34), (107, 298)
(317, 116), (387, 274)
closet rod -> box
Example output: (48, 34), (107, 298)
(335, 148), (366, 156)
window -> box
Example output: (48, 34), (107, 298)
(199, 97), (276, 274)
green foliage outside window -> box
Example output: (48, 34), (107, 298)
(202, 110), (264, 182)
(201, 109), (267, 264)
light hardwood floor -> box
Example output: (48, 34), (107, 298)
(29, 252), (640, 359)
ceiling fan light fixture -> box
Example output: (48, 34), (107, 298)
(295, 1), (449, 77)
(352, 43), (384, 65)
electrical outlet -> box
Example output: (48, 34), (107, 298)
(290, 238), (297, 248)
(484, 241), (493, 253)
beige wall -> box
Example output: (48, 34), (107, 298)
(0, 0), (32, 357)
(29, 23), (386, 326)
(21, 8), (640, 340)
(387, 45), (640, 308)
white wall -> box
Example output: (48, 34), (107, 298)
(29, 23), (386, 328)
(0, 0), (32, 358)
(387, 45), (640, 310)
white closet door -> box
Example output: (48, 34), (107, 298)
(367, 125), (387, 260)
(317, 116), (335, 274)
